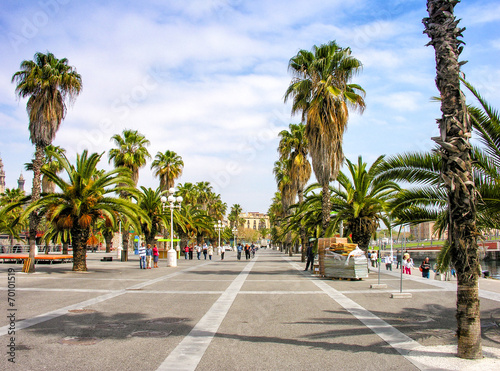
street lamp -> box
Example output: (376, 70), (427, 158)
(232, 227), (238, 248)
(214, 220), (223, 253)
(161, 188), (183, 267)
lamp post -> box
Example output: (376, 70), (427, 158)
(214, 220), (223, 253)
(161, 188), (183, 267)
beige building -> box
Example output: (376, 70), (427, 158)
(240, 212), (270, 230)
(410, 222), (447, 241)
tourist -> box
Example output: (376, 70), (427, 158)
(396, 250), (402, 269)
(208, 244), (213, 260)
(384, 255), (393, 271)
(184, 245), (189, 259)
(404, 257), (414, 275)
(153, 244), (159, 268)
(304, 242), (314, 271)
(146, 244), (153, 269)
(245, 244), (251, 260)
(370, 250), (378, 267)
(203, 243), (208, 260)
(220, 244), (226, 260)
(138, 243), (146, 269)
(251, 243), (256, 258)
(237, 243), (243, 260)
(420, 257), (431, 278)
(189, 245), (193, 260)
(195, 244), (202, 260)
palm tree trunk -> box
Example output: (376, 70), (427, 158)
(298, 189), (307, 262)
(27, 144), (45, 273)
(103, 230), (113, 253)
(424, 0), (481, 359)
(63, 242), (69, 255)
(321, 183), (331, 237)
(71, 226), (89, 271)
(122, 227), (129, 261)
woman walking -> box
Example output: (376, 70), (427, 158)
(208, 244), (213, 260)
(153, 244), (159, 268)
(146, 244), (153, 269)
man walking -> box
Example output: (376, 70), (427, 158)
(237, 243), (242, 260)
(139, 242), (146, 269)
(305, 241), (315, 271)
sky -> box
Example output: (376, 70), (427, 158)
(0, 0), (499, 214)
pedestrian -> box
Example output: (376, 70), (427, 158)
(251, 243), (256, 258)
(153, 244), (159, 268)
(220, 244), (226, 260)
(304, 242), (314, 271)
(138, 242), (146, 269)
(195, 244), (202, 260)
(420, 257), (431, 278)
(203, 243), (208, 260)
(370, 250), (378, 268)
(184, 245), (189, 259)
(396, 250), (402, 269)
(244, 244), (251, 260)
(208, 244), (213, 260)
(384, 254), (393, 271)
(146, 244), (153, 269)
(404, 257), (414, 275)
(237, 243), (243, 260)
(189, 245), (193, 260)
(403, 250), (410, 263)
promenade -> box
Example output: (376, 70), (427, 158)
(0, 249), (499, 370)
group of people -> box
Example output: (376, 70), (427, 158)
(236, 243), (256, 260)
(138, 243), (159, 269)
(183, 243), (216, 260)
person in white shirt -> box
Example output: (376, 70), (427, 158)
(195, 244), (202, 260)
(220, 245), (226, 260)
(384, 255), (393, 271)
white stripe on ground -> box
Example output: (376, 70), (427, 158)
(157, 258), (257, 371)
(0, 263), (210, 337)
(286, 259), (429, 370)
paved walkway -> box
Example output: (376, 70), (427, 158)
(0, 249), (499, 370)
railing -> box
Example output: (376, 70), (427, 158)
(0, 245), (68, 254)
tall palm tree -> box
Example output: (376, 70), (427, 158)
(19, 150), (146, 271)
(331, 156), (399, 250)
(195, 181), (213, 211)
(425, 2), (481, 358)
(151, 150), (184, 191)
(109, 129), (151, 186)
(108, 129), (151, 260)
(285, 41), (365, 235)
(25, 145), (66, 194)
(229, 204), (243, 229)
(12, 51), (82, 272)
(278, 123), (311, 259)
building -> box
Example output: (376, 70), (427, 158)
(410, 222), (447, 241)
(240, 212), (270, 230)
(17, 173), (25, 192)
(0, 156), (5, 194)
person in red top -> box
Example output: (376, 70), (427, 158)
(153, 244), (159, 268)
(184, 245), (189, 259)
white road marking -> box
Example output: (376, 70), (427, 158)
(156, 258), (257, 371)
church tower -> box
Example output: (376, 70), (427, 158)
(0, 156), (6, 194)
(18, 173), (25, 192)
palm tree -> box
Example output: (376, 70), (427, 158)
(12, 51), (82, 272)
(108, 129), (151, 260)
(151, 150), (184, 191)
(278, 123), (311, 259)
(109, 129), (151, 186)
(137, 187), (167, 246)
(229, 204), (243, 229)
(0, 188), (27, 248)
(285, 41), (365, 236)
(19, 150), (146, 271)
(25, 145), (66, 194)
(424, 2), (481, 357)
(331, 156), (399, 250)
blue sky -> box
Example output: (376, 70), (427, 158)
(1, 0), (499, 213)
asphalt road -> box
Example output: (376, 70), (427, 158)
(0, 249), (499, 370)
